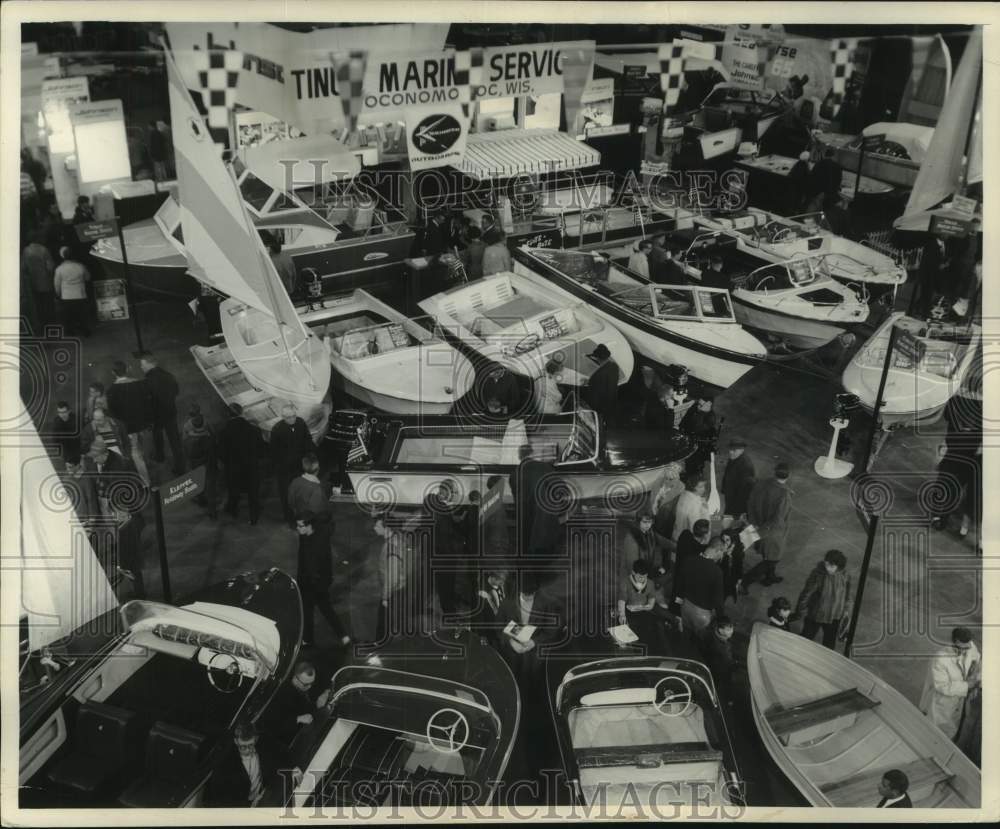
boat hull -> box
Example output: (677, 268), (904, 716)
(332, 373), (457, 416)
(91, 252), (197, 299)
(733, 297), (845, 350)
(747, 623), (980, 808)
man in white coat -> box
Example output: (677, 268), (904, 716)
(919, 627), (980, 739)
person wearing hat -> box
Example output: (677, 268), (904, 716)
(583, 343), (620, 427)
(721, 437), (756, 520)
(741, 461), (793, 589)
(788, 151), (811, 214)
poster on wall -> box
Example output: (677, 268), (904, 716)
(94, 280), (129, 322)
(70, 100), (131, 185)
(573, 77), (615, 137)
(404, 103), (469, 170)
(722, 29), (766, 90)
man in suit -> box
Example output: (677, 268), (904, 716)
(139, 352), (184, 475)
(296, 508), (349, 648)
(271, 404), (315, 527)
(583, 343), (619, 426)
(287, 454), (330, 524)
(81, 437), (143, 583)
(698, 615), (739, 705)
(742, 462), (792, 588)
(721, 437), (756, 519)
(205, 721), (288, 807)
(472, 569), (510, 646)
(220, 404), (262, 524)
(495, 574), (563, 691)
(509, 444), (563, 559)
(675, 538), (725, 637)
(876, 769), (912, 808)
(51, 401), (79, 462)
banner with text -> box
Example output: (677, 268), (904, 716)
(722, 29), (767, 90)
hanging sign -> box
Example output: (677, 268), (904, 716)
(94, 279), (129, 321)
(950, 195), (978, 218)
(404, 104), (469, 170)
(723, 36), (766, 90)
(75, 218), (119, 243)
(41, 76), (90, 108)
(929, 215), (971, 239)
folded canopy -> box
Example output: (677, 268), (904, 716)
(456, 129), (600, 181)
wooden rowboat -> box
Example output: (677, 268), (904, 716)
(747, 623), (980, 808)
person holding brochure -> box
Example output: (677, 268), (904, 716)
(496, 574), (562, 690)
(616, 559), (672, 652)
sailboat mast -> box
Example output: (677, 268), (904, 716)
(959, 49), (983, 195)
(224, 162), (297, 369)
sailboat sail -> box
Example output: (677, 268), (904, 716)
(896, 26), (982, 223)
(20, 414), (118, 652)
(166, 48), (306, 338)
(966, 90), (982, 185)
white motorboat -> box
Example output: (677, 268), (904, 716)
(513, 246), (766, 388)
(418, 272), (635, 386)
(662, 229), (869, 350)
(695, 208), (907, 287)
(302, 290), (475, 415)
(841, 313), (981, 427)
(675, 84), (789, 162)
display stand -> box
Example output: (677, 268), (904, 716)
(814, 417), (853, 479)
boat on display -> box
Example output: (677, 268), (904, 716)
(343, 408), (693, 507)
(674, 84), (790, 163)
(548, 656), (744, 808)
(91, 138), (414, 300)
(418, 272), (635, 386)
(512, 246), (766, 388)
(165, 49), (332, 419)
(841, 313), (981, 426)
(813, 122), (934, 190)
(747, 623), (980, 808)
(693, 208), (907, 288)
(303, 290), (475, 415)
(20, 569), (302, 808)
(658, 228), (869, 350)
(286, 632), (519, 808)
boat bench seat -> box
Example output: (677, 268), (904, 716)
(46, 701), (143, 796)
(577, 741), (722, 769)
(766, 688), (880, 737)
(819, 756), (953, 807)
(117, 721), (206, 808)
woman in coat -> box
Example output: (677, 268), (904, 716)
(794, 549), (853, 649)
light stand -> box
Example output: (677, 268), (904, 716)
(815, 416), (854, 478)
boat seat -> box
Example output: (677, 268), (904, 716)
(117, 721), (206, 808)
(577, 741), (722, 769)
(819, 756), (953, 807)
(46, 701), (143, 796)
(766, 689), (880, 738)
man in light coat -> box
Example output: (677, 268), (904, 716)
(919, 627), (980, 739)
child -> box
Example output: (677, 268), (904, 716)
(766, 597), (792, 629)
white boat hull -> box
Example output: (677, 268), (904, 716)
(733, 298), (845, 350)
(332, 374), (456, 416)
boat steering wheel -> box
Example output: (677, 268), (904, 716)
(770, 227), (793, 243)
(426, 708), (470, 754)
(206, 652), (245, 694)
(653, 676), (693, 717)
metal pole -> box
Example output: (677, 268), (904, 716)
(115, 217), (145, 354)
(152, 490), (173, 604)
(859, 322), (899, 474)
(853, 142), (866, 202)
(843, 511), (879, 657)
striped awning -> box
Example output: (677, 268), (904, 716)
(456, 129), (600, 181)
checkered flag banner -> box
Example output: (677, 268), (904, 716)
(192, 49), (243, 132)
(830, 38), (859, 116)
(334, 50), (368, 139)
(659, 39), (722, 114)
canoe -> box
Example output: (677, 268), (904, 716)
(747, 623), (981, 808)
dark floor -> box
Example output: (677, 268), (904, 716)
(24, 276), (984, 807)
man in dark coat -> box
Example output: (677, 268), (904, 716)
(721, 437), (756, 519)
(583, 343), (620, 425)
(107, 360), (154, 485)
(51, 401), (78, 461)
(679, 394), (718, 477)
(220, 404), (262, 524)
(914, 235), (948, 318)
(260, 661), (328, 746)
(742, 462), (792, 588)
(271, 404), (316, 527)
(296, 509), (350, 647)
(787, 151), (811, 213)
(139, 352), (183, 475)
(204, 721), (288, 807)
(495, 574), (563, 691)
(183, 414), (218, 519)
(876, 769), (913, 808)
(509, 444), (563, 559)
(698, 616), (739, 704)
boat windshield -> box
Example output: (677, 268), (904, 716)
(857, 322), (974, 379)
(651, 286), (735, 321)
(559, 409), (599, 464)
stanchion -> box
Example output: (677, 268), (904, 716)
(843, 511), (880, 658)
(815, 417), (853, 478)
(151, 488), (173, 604)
